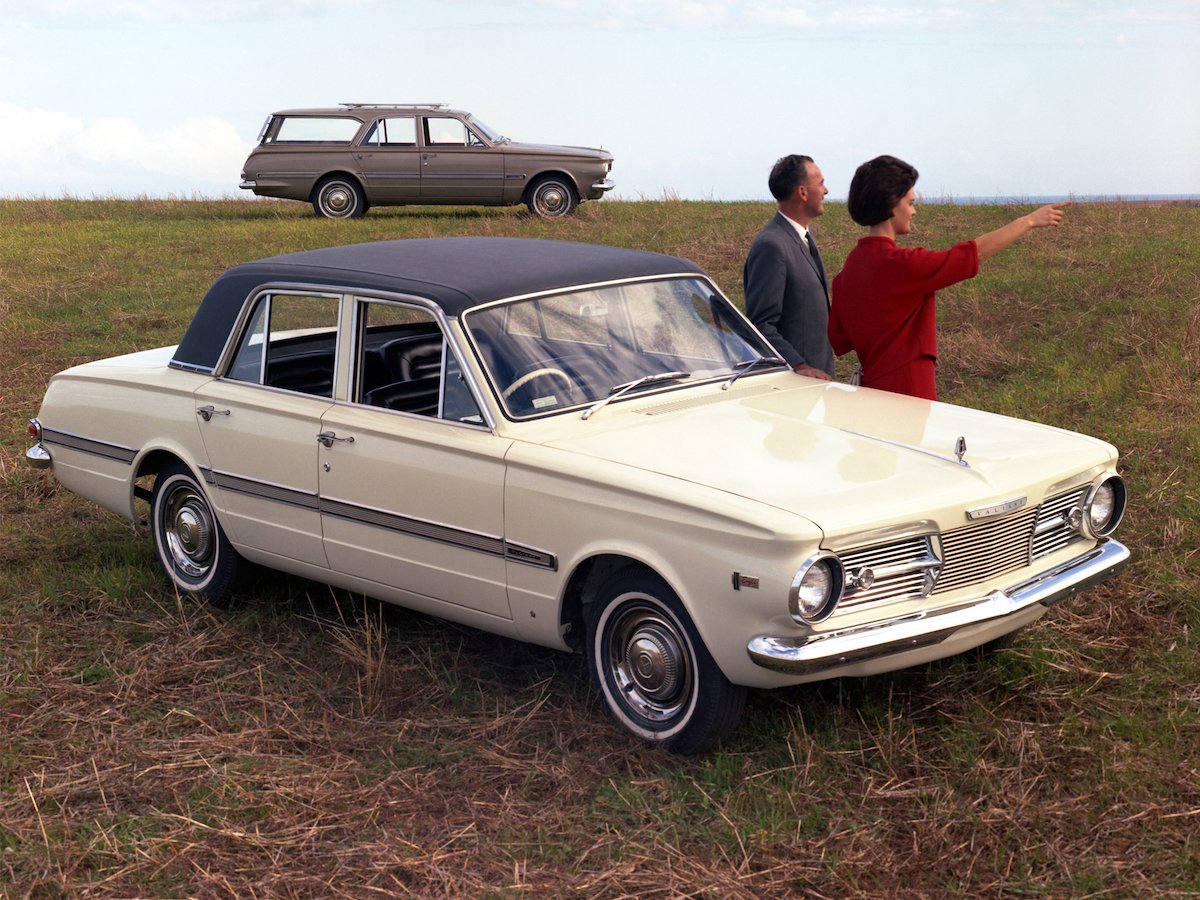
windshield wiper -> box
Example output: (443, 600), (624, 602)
(721, 356), (788, 390)
(582, 371), (690, 420)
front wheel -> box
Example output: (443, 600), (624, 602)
(312, 176), (367, 218)
(586, 572), (746, 754)
(151, 461), (239, 604)
(526, 176), (578, 218)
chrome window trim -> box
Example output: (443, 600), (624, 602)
(206, 283), (495, 430)
(461, 273), (759, 423)
(213, 285), (345, 384)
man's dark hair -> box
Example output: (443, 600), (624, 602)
(768, 154), (814, 202)
(847, 155), (919, 226)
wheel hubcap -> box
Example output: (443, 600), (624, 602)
(164, 487), (214, 578)
(323, 186), (352, 214)
(629, 627), (681, 701)
(608, 604), (691, 722)
(537, 186), (566, 214)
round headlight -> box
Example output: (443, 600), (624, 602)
(1084, 475), (1126, 537)
(790, 554), (844, 624)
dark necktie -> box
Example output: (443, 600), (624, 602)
(806, 232), (828, 292)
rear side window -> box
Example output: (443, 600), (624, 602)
(227, 293), (341, 398)
(363, 117), (417, 147)
(266, 117), (361, 144)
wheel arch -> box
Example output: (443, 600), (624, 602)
(308, 170), (364, 203)
(521, 169), (582, 204)
(559, 553), (674, 653)
(128, 446), (205, 519)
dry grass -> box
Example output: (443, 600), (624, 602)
(1, 198), (1198, 896)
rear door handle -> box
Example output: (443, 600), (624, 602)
(197, 405), (231, 422)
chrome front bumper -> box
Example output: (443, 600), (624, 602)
(747, 539), (1130, 676)
(591, 179), (615, 194)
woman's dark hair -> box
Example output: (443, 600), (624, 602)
(847, 155), (919, 226)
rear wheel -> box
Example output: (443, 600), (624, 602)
(526, 176), (578, 218)
(312, 176), (367, 218)
(586, 572), (746, 754)
(151, 461), (238, 604)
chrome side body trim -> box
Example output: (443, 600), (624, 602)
(40, 427), (138, 465)
(200, 468), (556, 570)
(747, 539), (1130, 675)
(200, 468), (320, 511)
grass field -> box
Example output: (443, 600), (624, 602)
(1, 197), (1197, 896)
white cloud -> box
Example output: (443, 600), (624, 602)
(0, 103), (249, 197)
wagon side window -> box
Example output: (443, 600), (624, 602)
(266, 116), (361, 144)
(364, 117), (417, 147)
(424, 116), (484, 147)
(226, 293), (340, 398)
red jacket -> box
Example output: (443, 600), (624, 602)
(829, 236), (978, 379)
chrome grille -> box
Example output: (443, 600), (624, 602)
(1031, 486), (1088, 558)
(834, 487), (1090, 609)
(934, 506), (1040, 594)
(838, 535), (939, 610)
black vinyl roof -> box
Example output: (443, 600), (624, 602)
(172, 238), (704, 372)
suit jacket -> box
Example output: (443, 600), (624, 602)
(743, 212), (834, 376)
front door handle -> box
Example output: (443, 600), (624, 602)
(196, 405), (231, 422)
(317, 430), (355, 448)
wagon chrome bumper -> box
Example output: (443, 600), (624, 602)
(747, 539), (1130, 676)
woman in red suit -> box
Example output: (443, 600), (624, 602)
(828, 155), (1068, 400)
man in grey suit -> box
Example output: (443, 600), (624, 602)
(743, 154), (834, 380)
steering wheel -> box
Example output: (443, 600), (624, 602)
(502, 366), (576, 400)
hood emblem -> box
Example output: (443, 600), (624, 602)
(955, 436), (968, 464)
(966, 495), (1028, 521)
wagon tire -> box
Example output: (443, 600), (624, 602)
(151, 461), (239, 605)
(312, 175), (367, 218)
(586, 571), (746, 754)
(526, 175), (578, 218)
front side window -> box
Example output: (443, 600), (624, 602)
(355, 300), (483, 423)
(424, 117), (484, 147)
(465, 277), (776, 418)
(266, 117), (362, 144)
(226, 293), (340, 397)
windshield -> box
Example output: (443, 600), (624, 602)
(465, 115), (505, 143)
(464, 277), (780, 419)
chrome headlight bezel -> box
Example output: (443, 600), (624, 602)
(1083, 473), (1127, 538)
(789, 552), (845, 625)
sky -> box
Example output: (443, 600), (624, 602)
(1, 0), (1198, 203)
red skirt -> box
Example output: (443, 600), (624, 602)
(863, 355), (937, 401)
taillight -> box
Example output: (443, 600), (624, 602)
(28, 418), (42, 440)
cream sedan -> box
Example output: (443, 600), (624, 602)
(27, 238), (1130, 753)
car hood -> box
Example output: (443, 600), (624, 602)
(536, 379), (1116, 536)
(502, 140), (612, 160)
